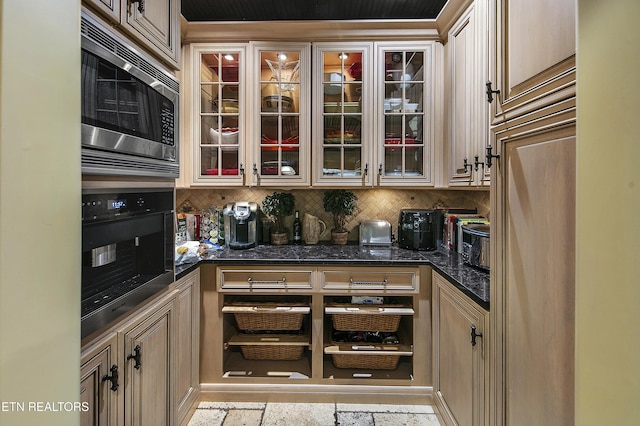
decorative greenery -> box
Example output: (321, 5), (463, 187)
(322, 189), (358, 233)
(262, 192), (295, 233)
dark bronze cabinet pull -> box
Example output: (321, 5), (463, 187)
(101, 365), (119, 391)
(485, 145), (500, 168)
(470, 325), (483, 346)
(127, 345), (142, 370)
(485, 80), (500, 103)
(130, 0), (145, 14)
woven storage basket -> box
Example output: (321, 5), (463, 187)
(331, 354), (400, 370)
(234, 312), (304, 331)
(240, 345), (304, 360)
(332, 314), (401, 332)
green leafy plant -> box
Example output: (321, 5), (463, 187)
(262, 192), (295, 233)
(322, 189), (358, 233)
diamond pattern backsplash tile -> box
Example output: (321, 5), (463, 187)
(177, 188), (490, 242)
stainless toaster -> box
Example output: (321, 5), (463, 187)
(359, 220), (393, 246)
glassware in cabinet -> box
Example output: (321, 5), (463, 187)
(376, 43), (436, 186)
(251, 42), (311, 186)
(192, 44), (247, 185)
(313, 43), (373, 187)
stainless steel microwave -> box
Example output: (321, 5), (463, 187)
(80, 12), (179, 178)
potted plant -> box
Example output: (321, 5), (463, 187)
(322, 189), (358, 245)
(262, 192), (295, 245)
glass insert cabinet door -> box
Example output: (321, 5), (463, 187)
(251, 42), (310, 186)
(377, 43), (434, 186)
(194, 44), (246, 185)
(313, 43), (373, 187)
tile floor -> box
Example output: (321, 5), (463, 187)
(188, 402), (441, 425)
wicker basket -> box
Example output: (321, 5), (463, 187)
(240, 345), (304, 360)
(331, 354), (400, 370)
(332, 314), (401, 332)
(234, 312), (304, 332)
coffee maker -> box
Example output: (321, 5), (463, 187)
(223, 202), (260, 249)
(397, 209), (442, 251)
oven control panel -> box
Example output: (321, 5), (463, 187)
(82, 189), (173, 222)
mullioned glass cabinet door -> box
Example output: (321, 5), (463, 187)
(250, 42), (311, 186)
(191, 44), (247, 186)
(376, 42), (435, 186)
(312, 43), (373, 187)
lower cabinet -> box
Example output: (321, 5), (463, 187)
(432, 271), (489, 426)
(80, 333), (119, 426)
(121, 298), (175, 426)
(175, 269), (201, 426)
(200, 264), (432, 402)
(80, 269), (200, 426)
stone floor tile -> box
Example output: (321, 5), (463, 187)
(373, 412), (441, 426)
(336, 411), (374, 425)
(188, 408), (226, 426)
(261, 403), (336, 426)
(336, 404), (435, 414)
(198, 401), (267, 410)
(223, 409), (264, 426)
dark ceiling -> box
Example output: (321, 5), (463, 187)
(181, 0), (449, 22)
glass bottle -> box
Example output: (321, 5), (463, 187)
(293, 210), (302, 244)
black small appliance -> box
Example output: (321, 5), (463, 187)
(398, 209), (441, 251)
(223, 202), (261, 249)
(81, 188), (175, 338)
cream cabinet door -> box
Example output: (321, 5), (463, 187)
(122, 299), (175, 426)
(445, 0), (490, 188)
(491, 120), (575, 426)
(187, 44), (248, 187)
(489, 0), (576, 123)
(433, 272), (488, 426)
(312, 42), (374, 187)
(175, 270), (201, 426)
(80, 334), (119, 426)
(376, 42), (437, 187)
(83, 0), (120, 21)
(120, 0), (180, 68)
(250, 42), (311, 187)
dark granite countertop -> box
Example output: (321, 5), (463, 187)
(175, 244), (489, 310)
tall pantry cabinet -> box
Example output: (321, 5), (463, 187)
(488, 0), (576, 425)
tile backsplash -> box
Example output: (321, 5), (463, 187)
(176, 188), (489, 242)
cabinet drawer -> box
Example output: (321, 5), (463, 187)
(320, 268), (418, 292)
(218, 268), (314, 291)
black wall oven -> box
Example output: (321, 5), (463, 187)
(81, 11), (179, 178)
(81, 188), (174, 338)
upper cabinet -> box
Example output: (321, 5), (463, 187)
(251, 42), (312, 187)
(313, 43), (373, 187)
(313, 41), (437, 188)
(444, 0), (491, 187)
(190, 44), (247, 186)
(83, 0), (181, 69)
(184, 42), (311, 187)
(376, 42), (436, 187)
(488, 0), (576, 124)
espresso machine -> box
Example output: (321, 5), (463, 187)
(222, 202), (260, 249)
(398, 209), (442, 251)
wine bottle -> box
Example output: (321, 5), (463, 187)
(293, 210), (302, 244)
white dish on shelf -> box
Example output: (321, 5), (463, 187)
(209, 127), (239, 150)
